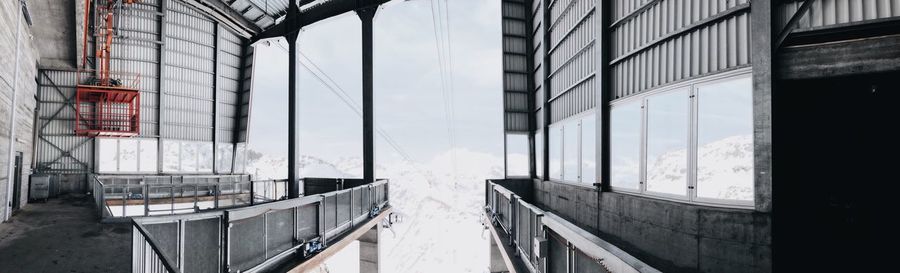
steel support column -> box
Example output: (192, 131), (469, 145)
(358, 7), (377, 184)
(541, 0), (551, 179)
(597, 0), (611, 191)
(287, 31), (300, 198)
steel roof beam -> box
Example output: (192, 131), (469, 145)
(250, 0), (391, 43)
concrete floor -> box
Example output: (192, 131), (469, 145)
(0, 194), (130, 273)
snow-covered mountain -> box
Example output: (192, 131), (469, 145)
(646, 134), (753, 200)
(245, 148), (504, 273)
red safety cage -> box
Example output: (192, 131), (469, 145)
(74, 85), (140, 137)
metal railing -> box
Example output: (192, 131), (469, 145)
(92, 175), (288, 221)
(132, 179), (389, 273)
(484, 180), (660, 273)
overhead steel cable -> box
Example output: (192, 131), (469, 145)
(270, 41), (418, 165)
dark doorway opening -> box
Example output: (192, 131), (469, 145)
(12, 152), (22, 211)
(774, 72), (898, 271)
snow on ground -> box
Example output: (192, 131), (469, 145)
(245, 148), (503, 273)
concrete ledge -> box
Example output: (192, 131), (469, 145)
(483, 211), (532, 273)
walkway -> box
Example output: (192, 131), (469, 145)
(0, 194), (130, 273)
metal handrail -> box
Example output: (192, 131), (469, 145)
(132, 220), (180, 273)
(485, 180), (661, 273)
(132, 179), (390, 273)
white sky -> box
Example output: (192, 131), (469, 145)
(247, 0), (503, 168)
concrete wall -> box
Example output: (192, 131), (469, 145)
(28, 0), (76, 69)
(1, 0), (40, 220)
(533, 180), (771, 273)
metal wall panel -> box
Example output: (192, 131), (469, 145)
(503, 0), (534, 133)
(778, 0), (900, 31)
(35, 0), (251, 176)
(542, 0), (597, 123)
(164, 0), (216, 141)
(610, 0), (751, 100)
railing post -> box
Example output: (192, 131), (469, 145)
(143, 184), (149, 217)
(250, 179), (255, 205)
(319, 198), (327, 247)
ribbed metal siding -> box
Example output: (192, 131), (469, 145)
(36, 70), (95, 173)
(113, 0), (161, 137)
(218, 30), (243, 143)
(164, 0), (216, 141)
(547, 0), (597, 122)
(610, 0), (751, 101)
(532, 0), (544, 115)
(503, 0), (532, 132)
(778, 0), (900, 31)
(34, 0), (250, 174)
(236, 44), (253, 143)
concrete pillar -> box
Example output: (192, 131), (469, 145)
(489, 236), (508, 273)
(359, 224), (381, 273)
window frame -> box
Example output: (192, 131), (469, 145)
(505, 132), (532, 178)
(608, 69), (754, 208)
(547, 109), (597, 186)
(94, 137), (158, 174)
(160, 139), (217, 174)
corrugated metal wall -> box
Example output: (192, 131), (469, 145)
(503, 0), (532, 133)
(778, 0), (900, 32)
(610, 0), (751, 101)
(532, 0), (544, 120)
(35, 0), (252, 176)
(547, 0), (597, 123)
(236, 44), (253, 143)
(164, 0), (216, 141)
(217, 26), (243, 143)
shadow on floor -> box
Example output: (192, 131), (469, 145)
(0, 194), (130, 273)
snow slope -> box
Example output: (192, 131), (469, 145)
(245, 148), (503, 273)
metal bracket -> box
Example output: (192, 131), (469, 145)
(776, 0), (815, 49)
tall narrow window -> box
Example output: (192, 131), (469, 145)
(163, 140), (180, 172)
(506, 134), (530, 177)
(535, 130), (543, 178)
(696, 77), (754, 201)
(98, 138), (118, 173)
(645, 89), (689, 196)
(549, 127), (562, 180)
(234, 143), (247, 174)
(198, 142), (214, 173)
(139, 139), (157, 172)
(582, 116), (596, 184)
(182, 142), (198, 172)
(118, 139), (137, 172)
(216, 143), (234, 174)
(611, 102), (641, 190)
(563, 122), (579, 182)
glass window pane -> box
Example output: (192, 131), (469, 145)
(98, 138), (118, 172)
(198, 142), (213, 173)
(549, 127), (562, 180)
(119, 139), (137, 172)
(611, 102), (642, 190)
(182, 142), (198, 172)
(535, 131), (543, 178)
(140, 139), (157, 172)
(163, 140), (180, 172)
(216, 143), (234, 174)
(582, 115), (596, 184)
(506, 134), (529, 177)
(564, 121), (579, 182)
(646, 89), (689, 196)
(697, 77), (754, 201)
(234, 143), (247, 174)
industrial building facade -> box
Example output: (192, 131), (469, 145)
(2, 1), (393, 272)
(489, 0), (898, 272)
